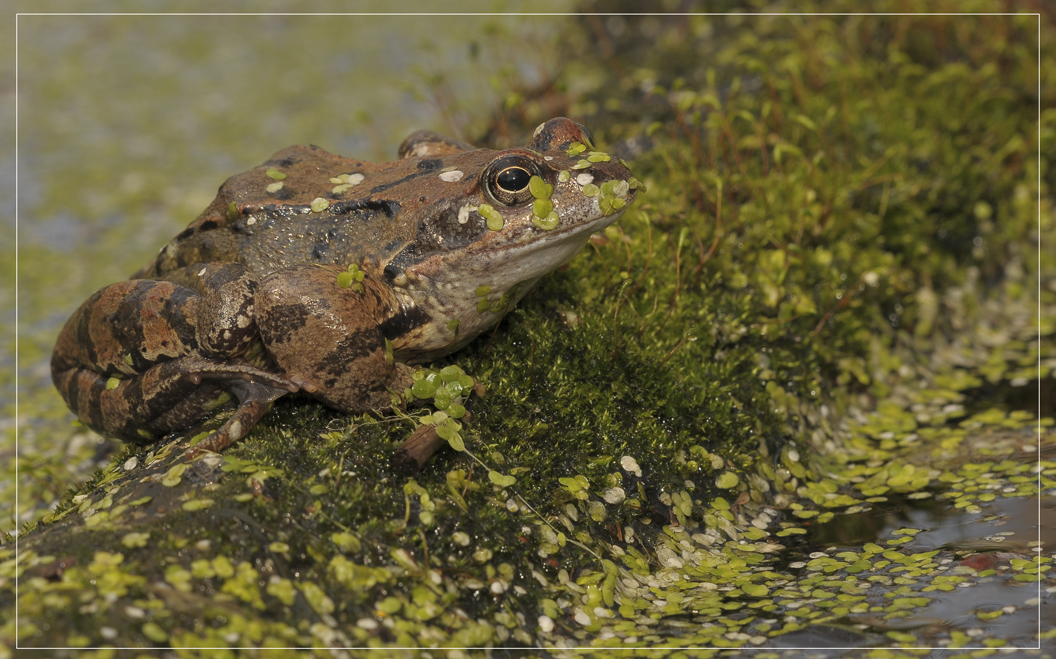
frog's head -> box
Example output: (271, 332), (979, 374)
(387, 118), (639, 297)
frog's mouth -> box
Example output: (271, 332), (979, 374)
(514, 187), (635, 248)
(408, 186), (635, 290)
(469, 199), (632, 279)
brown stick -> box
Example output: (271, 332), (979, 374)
(393, 424), (446, 475)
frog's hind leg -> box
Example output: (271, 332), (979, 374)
(53, 356), (298, 449)
(52, 264), (296, 450)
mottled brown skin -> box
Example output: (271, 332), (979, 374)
(52, 118), (637, 455)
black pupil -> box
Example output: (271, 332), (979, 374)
(497, 167), (531, 192)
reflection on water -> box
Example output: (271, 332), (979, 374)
(802, 492), (954, 551)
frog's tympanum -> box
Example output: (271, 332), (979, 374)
(52, 118), (638, 455)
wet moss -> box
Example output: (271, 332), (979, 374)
(4, 5), (1054, 657)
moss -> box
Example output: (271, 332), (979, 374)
(4, 5), (1054, 656)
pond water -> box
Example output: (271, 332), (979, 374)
(791, 492), (1055, 654)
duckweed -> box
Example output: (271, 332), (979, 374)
(337, 262), (366, 293)
(477, 202), (504, 231)
(566, 142), (587, 157)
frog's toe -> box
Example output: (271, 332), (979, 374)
(186, 379), (291, 457)
(285, 373), (319, 393)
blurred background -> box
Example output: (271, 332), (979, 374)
(5, 5), (584, 534)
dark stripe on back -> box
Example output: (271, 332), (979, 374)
(369, 170), (434, 195)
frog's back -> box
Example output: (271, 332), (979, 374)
(136, 144), (473, 279)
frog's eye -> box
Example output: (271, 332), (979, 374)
(485, 156), (540, 206)
(496, 167), (532, 196)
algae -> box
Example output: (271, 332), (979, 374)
(4, 5), (1054, 658)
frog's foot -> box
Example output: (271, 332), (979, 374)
(185, 379), (293, 458)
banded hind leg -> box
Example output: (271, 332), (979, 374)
(51, 263), (301, 453)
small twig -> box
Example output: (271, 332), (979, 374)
(394, 424), (446, 475)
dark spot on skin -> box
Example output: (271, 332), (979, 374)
(329, 199), (400, 219)
(378, 304), (431, 341)
(262, 304), (312, 343)
(320, 329), (381, 377)
(422, 205), (486, 250)
(200, 234), (215, 250)
(199, 220), (220, 232)
(269, 187), (294, 201)
(417, 159), (442, 171)
(532, 131), (554, 151)
(388, 204), (486, 274)
(387, 243), (427, 273)
(176, 228), (194, 240)
(263, 157), (297, 168)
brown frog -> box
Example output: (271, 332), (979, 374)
(52, 118), (640, 455)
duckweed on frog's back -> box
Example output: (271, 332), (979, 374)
(51, 118), (638, 454)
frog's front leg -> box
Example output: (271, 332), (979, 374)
(255, 265), (415, 413)
(51, 263), (299, 452)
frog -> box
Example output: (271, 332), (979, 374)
(51, 117), (640, 457)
